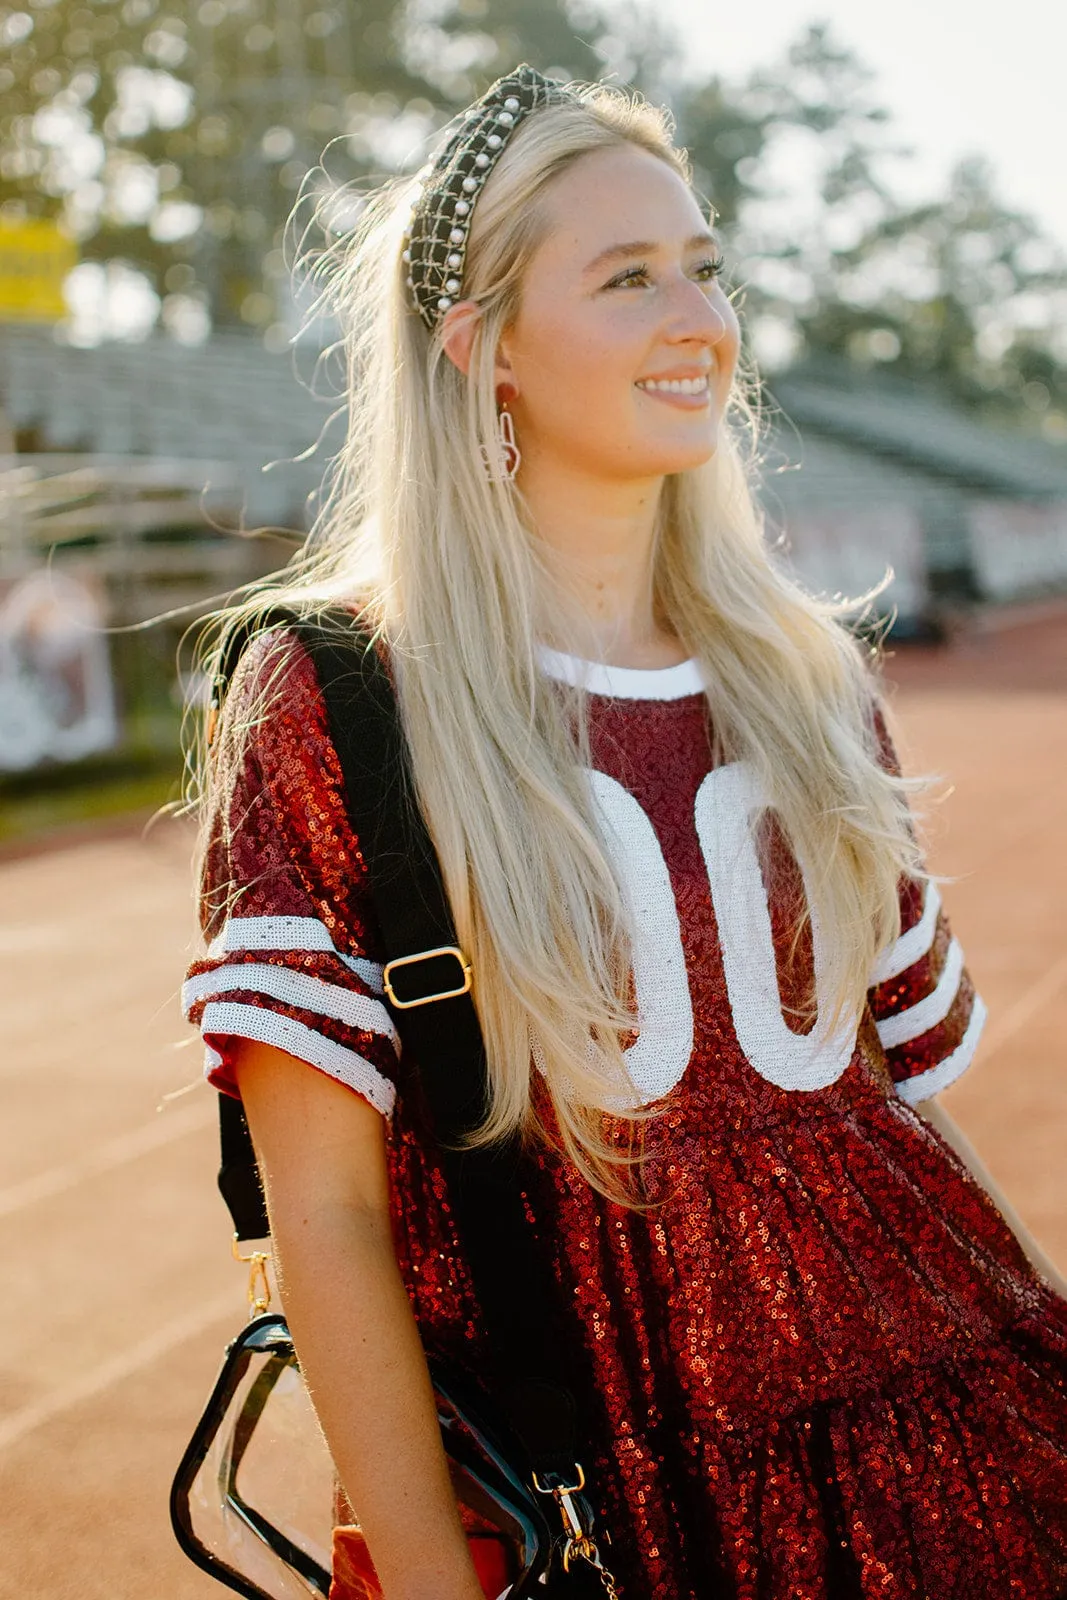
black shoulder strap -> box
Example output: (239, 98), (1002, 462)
(210, 606), (595, 1479)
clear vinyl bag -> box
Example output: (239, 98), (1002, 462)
(170, 1313), (570, 1600)
(170, 1315), (334, 1598)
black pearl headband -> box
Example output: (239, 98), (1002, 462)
(400, 63), (573, 333)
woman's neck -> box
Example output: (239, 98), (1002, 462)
(520, 459), (686, 667)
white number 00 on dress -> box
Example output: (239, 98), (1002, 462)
(588, 761), (858, 1107)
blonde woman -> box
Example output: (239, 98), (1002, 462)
(184, 65), (1067, 1600)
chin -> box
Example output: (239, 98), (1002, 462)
(639, 433), (720, 476)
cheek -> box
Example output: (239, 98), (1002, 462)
(513, 303), (640, 418)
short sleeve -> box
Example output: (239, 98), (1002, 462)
(181, 628), (399, 1118)
(865, 705), (987, 1105)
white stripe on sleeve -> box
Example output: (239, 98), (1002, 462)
(893, 997), (987, 1104)
(875, 937), (965, 1051)
(206, 916), (384, 992)
(182, 963), (399, 1052)
(870, 883), (942, 986)
(199, 1001), (396, 1117)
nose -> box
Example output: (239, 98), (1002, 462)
(664, 270), (734, 348)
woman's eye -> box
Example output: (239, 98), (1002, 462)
(608, 263), (651, 288)
(696, 253), (727, 281)
(607, 254), (726, 290)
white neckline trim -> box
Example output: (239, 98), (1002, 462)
(537, 646), (706, 700)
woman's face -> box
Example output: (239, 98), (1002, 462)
(498, 142), (741, 483)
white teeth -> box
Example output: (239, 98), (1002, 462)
(636, 376), (709, 395)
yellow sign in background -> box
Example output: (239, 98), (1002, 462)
(0, 218), (77, 323)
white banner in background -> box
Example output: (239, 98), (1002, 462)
(969, 500), (1067, 601)
(777, 506), (928, 622)
(0, 569), (118, 772)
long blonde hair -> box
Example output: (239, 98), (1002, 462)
(192, 75), (925, 1208)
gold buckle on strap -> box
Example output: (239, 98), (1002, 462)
(382, 945), (472, 1009)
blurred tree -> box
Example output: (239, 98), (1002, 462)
(689, 24), (1067, 434)
(676, 24), (913, 366)
(411, 0), (677, 100)
(0, 1), (198, 314)
(672, 76), (765, 235)
(797, 154), (1067, 429)
(1, 2), (1064, 436)
(0, 0), (672, 339)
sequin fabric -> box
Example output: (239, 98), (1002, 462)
(185, 630), (1067, 1599)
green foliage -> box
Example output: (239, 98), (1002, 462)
(0, 0), (654, 332)
(797, 154), (1067, 424)
(1, 4), (1064, 431)
(678, 23), (1067, 434)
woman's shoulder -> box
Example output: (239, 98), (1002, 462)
(222, 604), (381, 748)
(207, 620), (345, 829)
(203, 615), (374, 919)
(226, 616), (329, 715)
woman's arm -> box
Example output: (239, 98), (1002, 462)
(232, 1038), (487, 1600)
(913, 1095), (1067, 1300)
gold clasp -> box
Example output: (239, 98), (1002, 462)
(531, 1464), (621, 1598)
(232, 1235), (272, 1318)
(382, 945), (472, 1009)
(531, 1462), (586, 1546)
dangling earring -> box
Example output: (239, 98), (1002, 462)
(481, 391), (521, 483)
(497, 402), (521, 480)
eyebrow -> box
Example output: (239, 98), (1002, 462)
(582, 231), (719, 276)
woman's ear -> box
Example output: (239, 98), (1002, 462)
(439, 300), (481, 378)
(439, 301), (519, 398)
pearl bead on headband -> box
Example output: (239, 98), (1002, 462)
(400, 63), (572, 332)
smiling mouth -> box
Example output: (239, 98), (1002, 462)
(635, 375), (710, 395)
(634, 376), (710, 406)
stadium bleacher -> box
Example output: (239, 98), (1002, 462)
(0, 325), (343, 527)
(3, 326), (1067, 619)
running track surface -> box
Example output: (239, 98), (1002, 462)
(2, 606), (1065, 1598)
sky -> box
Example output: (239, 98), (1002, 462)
(651, 0), (1067, 251)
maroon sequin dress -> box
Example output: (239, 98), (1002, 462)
(184, 630), (1067, 1600)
